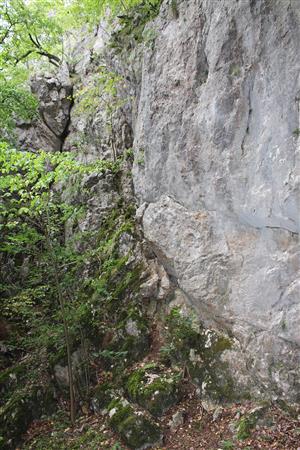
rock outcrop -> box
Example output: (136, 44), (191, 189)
(15, 0), (300, 402)
(133, 0), (300, 400)
(17, 68), (73, 152)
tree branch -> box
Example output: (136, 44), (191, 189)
(28, 33), (61, 66)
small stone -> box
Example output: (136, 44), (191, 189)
(213, 406), (223, 421)
(168, 410), (184, 430)
(109, 407), (117, 418)
(202, 400), (218, 412)
(125, 319), (140, 337)
(135, 202), (148, 222)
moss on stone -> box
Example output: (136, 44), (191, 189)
(161, 307), (235, 401)
(106, 306), (150, 365)
(199, 365), (235, 402)
(235, 404), (270, 440)
(126, 365), (181, 417)
(110, 0), (163, 53)
(107, 397), (161, 449)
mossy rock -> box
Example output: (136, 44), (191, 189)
(235, 404), (270, 440)
(161, 307), (235, 401)
(110, 0), (162, 52)
(126, 365), (181, 417)
(162, 308), (232, 365)
(0, 384), (55, 449)
(108, 397), (162, 449)
(200, 365), (235, 401)
(107, 306), (151, 365)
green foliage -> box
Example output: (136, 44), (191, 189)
(0, 0), (63, 67)
(110, 0), (162, 51)
(0, 142), (119, 259)
(235, 406), (269, 441)
(160, 307), (235, 401)
(0, 0), (163, 141)
(68, 0), (152, 27)
(0, 0), (161, 69)
(0, 139), (146, 426)
(0, 142), (125, 396)
(0, 77), (38, 139)
(236, 416), (254, 440)
(221, 440), (234, 449)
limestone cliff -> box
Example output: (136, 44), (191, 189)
(17, 0), (300, 402)
(133, 0), (300, 400)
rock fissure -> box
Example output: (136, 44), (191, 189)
(2, 1), (300, 447)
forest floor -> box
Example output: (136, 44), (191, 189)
(22, 384), (300, 450)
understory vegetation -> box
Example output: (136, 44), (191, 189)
(0, 141), (144, 444)
(0, 1), (167, 447)
(1, 1), (299, 449)
(0, 0), (162, 141)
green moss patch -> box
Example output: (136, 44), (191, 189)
(235, 404), (270, 440)
(126, 364), (181, 417)
(108, 397), (161, 449)
(160, 307), (234, 401)
(110, 0), (162, 52)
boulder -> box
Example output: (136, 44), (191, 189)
(107, 397), (162, 449)
(126, 364), (181, 417)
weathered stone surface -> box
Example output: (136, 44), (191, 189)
(139, 259), (171, 300)
(13, 0), (300, 402)
(168, 410), (184, 431)
(108, 397), (162, 449)
(126, 365), (181, 417)
(78, 172), (120, 232)
(63, 26), (135, 161)
(133, 0), (300, 400)
(17, 67), (73, 152)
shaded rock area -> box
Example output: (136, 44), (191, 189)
(0, 383), (55, 449)
(108, 397), (162, 449)
(2, 0), (300, 448)
(17, 69), (73, 152)
(125, 364), (181, 417)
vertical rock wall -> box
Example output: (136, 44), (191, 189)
(15, 0), (300, 401)
(133, 0), (300, 400)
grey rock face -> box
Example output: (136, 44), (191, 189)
(17, 68), (73, 152)
(133, 0), (300, 399)
(63, 26), (134, 161)
(78, 172), (120, 232)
